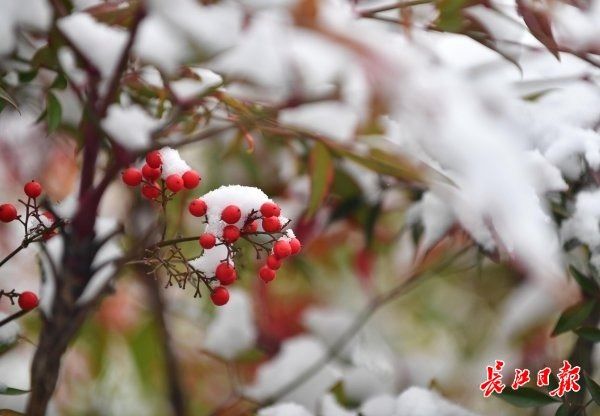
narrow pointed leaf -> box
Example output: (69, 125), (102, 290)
(552, 300), (595, 336)
(495, 387), (560, 407)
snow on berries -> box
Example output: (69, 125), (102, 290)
(186, 185), (301, 302)
(121, 147), (201, 201)
(18, 291), (39, 311)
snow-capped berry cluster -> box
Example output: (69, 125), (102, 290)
(0, 180), (58, 239)
(187, 185), (301, 306)
(121, 147), (201, 200)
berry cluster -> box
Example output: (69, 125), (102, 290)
(189, 198), (301, 306)
(121, 149), (201, 200)
(0, 180), (58, 239)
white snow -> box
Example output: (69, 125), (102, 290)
(188, 244), (232, 276)
(204, 289), (257, 359)
(0, 0), (51, 55)
(561, 189), (600, 248)
(245, 335), (341, 411)
(57, 13), (128, 78)
(102, 105), (160, 151)
(395, 387), (479, 416)
(158, 147), (192, 178)
(258, 403), (313, 416)
(360, 395), (396, 416)
(279, 101), (359, 142)
(170, 68), (223, 101)
(199, 185), (273, 238)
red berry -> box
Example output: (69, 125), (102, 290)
(121, 168), (142, 187)
(266, 255), (281, 270)
(221, 205), (241, 224)
(142, 184), (161, 199)
(199, 233), (216, 249)
(273, 240), (292, 259)
(222, 225), (240, 244)
(262, 217), (281, 233)
(182, 170), (200, 189)
(211, 286), (229, 306)
(24, 180), (42, 198)
(259, 266), (276, 283)
(18, 291), (38, 311)
(146, 150), (162, 169)
(189, 199), (207, 217)
(166, 174), (184, 192)
(142, 164), (161, 181)
(289, 238), (302, 255)
(242, 220), (258, 234)
(0, 204), (17, 223)
(260, 202), (280, 218)
(215, 262), (236, 285)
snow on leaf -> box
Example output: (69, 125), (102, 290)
(57, 13), (128, 78)
(101, 104), (160, 151)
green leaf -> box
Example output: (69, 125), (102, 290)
(0, 386), (29, 396)
(18, 70), (38, 83)
(584, 374), (600, 405)
(306, 142), (334, 219)
(46, 92), (62, 134)
(575, 327), (600, 342)
(552, 300), (595, 336)
(495, 387), (560, 407)
(50, 73), (67, 90)
(569, 265), (598, 296)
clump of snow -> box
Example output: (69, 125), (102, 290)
(561, 189), (600, 249)
(0, 312), (20, 345)
(57, 13), (128, 78)
(258, 403), (313, 416)
(102, 105), (160, 151)
(406, 191), (455, 254)
(245, 335), (341, 411)
(395, 387), (479, 416)
(279, 101), (359, 142)
(136, 0), (242, 73)
(201, 185), (272, 237)
(0, 0), (51, 55)
(360, 395), (396, 416)
(189, 244), (231, 277)
(303, 307), (357, 359)
(158, 147), (192, 178)
(204, 289), (257, 359)
(170, 68), (223, 101)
